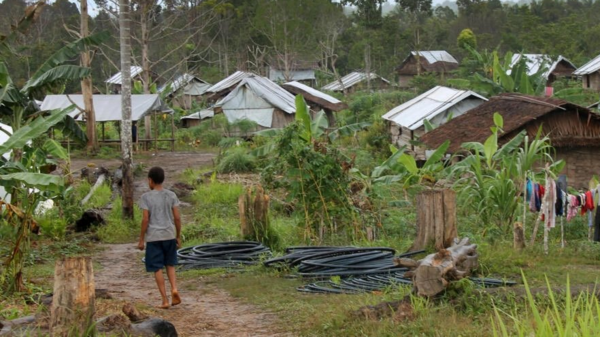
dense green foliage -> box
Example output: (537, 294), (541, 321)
(3, 0), (600, 90)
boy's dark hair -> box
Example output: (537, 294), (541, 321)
(148, 167), (165, 184)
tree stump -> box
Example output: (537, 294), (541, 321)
(513, 222), (526, 251)
(51, 257), (95, 335)
(411, 189), (457, 251)
(395, 237), (478, 297)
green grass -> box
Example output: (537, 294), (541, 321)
(96, 198), (142, 243)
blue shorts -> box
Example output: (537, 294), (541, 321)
(145, 239), (178, 272)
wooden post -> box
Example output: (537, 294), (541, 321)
(411, 189), (457, 251)
(171, 113), (175, 152)
(51, 257), (95, 335)
(154, 112), (158, 154)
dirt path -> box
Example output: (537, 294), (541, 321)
(74, 151), (287, 336)
(94, 244), (287, 336)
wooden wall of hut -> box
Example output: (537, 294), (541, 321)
(582, 72), (600, 91)
(271, 109), (296, 129)
(388, 123), (427, 160)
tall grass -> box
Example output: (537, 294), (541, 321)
(492, 272), (600, 336)
(96, 198), (142, 243)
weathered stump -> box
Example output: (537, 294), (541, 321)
(50, 257), (95, 335)
(396, 237), (478, 297)
(513, 222), (526, 251)
(411, 189), (457, 251)
(238, 186), (270, 242)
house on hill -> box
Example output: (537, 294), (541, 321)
(382, 86), (486, 160)
(420, 94), (600, 188)
(321, 72), (391, 94)
(159, 74), (211, 109)
(268, 57), (318, 87)
(203, 71), (253, 102)
(574, 54), (600, 91)
(213, 75), (296, 131)
(510, 54), (577, 91)
(396, 51), (459, 88)
(282, 81), (348, 127)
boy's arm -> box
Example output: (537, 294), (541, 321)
(138, 209), (150, 250)
(173, 206), (181, 248)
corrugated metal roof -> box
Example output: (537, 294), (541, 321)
(269, 68), (315, 82)
(105, 66), (144, 85)
(382, 86), (487, 130)
(159, 73), (211, 96)
(40, 94), (172, 122)
(284, 81), (341, 104)
(215, 75), (296, 114)
(321, 72), (390, 92)
(206, 71), (253, 94)
(573, 54), (600, 76)
(411, 51), (458, 65)
(181, 109), (214, 120)
(510, 54), (576, 78)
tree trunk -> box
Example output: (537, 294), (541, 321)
(80, 0), (97, 153)
(411, 189), (457, 251)
(141, 7), (152, 143)
(395, 237), (478, 297)
(50, 257), (95, 335)
(119, 0), (134, 219)
(238, 186), (271, 244)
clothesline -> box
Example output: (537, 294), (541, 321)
(526, 176), (600, 242)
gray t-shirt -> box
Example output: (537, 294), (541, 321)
(138, 189), (180, 242)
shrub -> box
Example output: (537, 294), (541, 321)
(217, 147), (256, 173)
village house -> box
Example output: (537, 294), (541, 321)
(574, 54), (600, 91)
(396, 51), (459, 88)
(420, 94), (600, 188)
(159, 74), (211, 110)
(510, 54), (577, 95)
(105, 66), (153, 94)
(203, 71), (253, 102)
(281, 81), (348, 127)
(267, 57), (318, 87)
(321, 72), (391, 94)
(382, 86), (486, 161)
(180, 109), (214, 128)
(213, 75), (297, 132)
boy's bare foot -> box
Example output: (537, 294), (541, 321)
(158, 303), (170, 309)
(171, 291), (181, 306)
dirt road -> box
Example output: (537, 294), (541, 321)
(94, 243), (287, 336)
(73, 151), (287, 336)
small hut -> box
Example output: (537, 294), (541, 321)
(510, 54), (577, 91)
(574, 54), (600, 91)
(159, 74), (211, 109)
(282, 81), (347, 127)
(321, 72), (391, 94)
(397, 51), (459, 88)
(214, 75), (296, 132)
(40, 94), (175, 151)
(267, 57), (318, 87)
(180, 109), (214, 128)
(105, 66), (144, 94)
(420, 94), (600, 188)
(382, 86), (486, 160)
(203, 71), (254, 102)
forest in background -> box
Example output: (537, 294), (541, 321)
(1, 0), (600, 92)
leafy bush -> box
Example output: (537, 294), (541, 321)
(217, 147), (256, 173)
(409, 73), (438, 94)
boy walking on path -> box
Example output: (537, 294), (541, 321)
(137, 166), (182, 309)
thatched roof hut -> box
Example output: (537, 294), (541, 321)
(420, 93), (600, 187)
